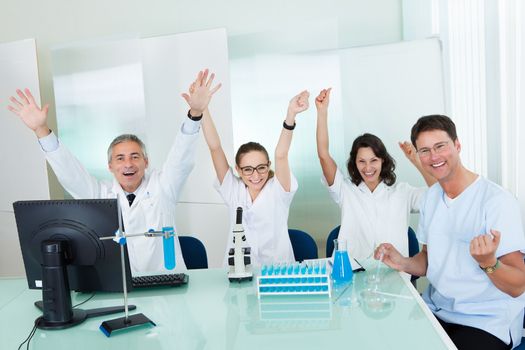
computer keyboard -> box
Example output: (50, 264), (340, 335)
(131, 273), (189, 288)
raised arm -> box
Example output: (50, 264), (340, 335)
(7, 89), (51, 138)
(315, 88), (337, 185)
(181, 69), (228, 184)
(399, 141), (436, 186)
(274, 90), (309, 192)
(201, 108), (229, 184)
(7, 89), (104, 198)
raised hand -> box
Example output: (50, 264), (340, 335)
(398, 141), (418, 165)
(470, 230), (500, 268)
(399, 140), (437, 186)
(7, 89), (50, 138)
(287, 90), (310, 116)
(181, 69), (222, 116)
(315, 88), (331, 113)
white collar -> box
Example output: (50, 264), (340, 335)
(357, 180), (386, 194)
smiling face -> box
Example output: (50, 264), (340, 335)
(108, 140), (148, 193)
(415, 130), (461, 183)
(235, 150), (270, 194)
(355, 147), (383, 190)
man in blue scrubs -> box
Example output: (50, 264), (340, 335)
(376, 115), (525, 349)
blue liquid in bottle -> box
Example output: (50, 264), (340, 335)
(332, 250), (353, 284)
(162, 226), (176, 270)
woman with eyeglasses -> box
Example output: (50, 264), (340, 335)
(315, 88), (435, 262)
(197, 89), (309, 266)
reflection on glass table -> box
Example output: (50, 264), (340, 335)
(0, 268), (456, 350)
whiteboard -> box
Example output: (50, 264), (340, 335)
(0, 38), (49, 212)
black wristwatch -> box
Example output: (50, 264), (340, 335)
(283, 120), (296, 130)
(187, 109), (203, 121)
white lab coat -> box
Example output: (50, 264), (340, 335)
(323, 168), (425, 261)
(215, 168), (297, 266)
(40, 125), (198, 274)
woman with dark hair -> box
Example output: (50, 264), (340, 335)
(315, 88), (435, 262)
(189, 85), (309, 265)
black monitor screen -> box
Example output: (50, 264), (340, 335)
(14, 199), (131, 293)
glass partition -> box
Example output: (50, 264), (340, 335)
(51, 37), (146, 181)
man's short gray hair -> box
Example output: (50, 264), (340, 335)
(107, 134), (148, 163)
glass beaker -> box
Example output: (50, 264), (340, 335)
(331, 239), (353, 285)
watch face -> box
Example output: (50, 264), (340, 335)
(482, 260), (499, 274)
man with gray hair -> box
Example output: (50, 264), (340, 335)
(7, 69), (221, 274)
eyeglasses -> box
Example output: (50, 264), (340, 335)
(240, 163), (270, 176)
(417, 141), (450, 158)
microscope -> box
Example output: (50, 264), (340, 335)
(227, 207), (253, 282)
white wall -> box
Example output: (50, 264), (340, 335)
(0, 39), (49, 276)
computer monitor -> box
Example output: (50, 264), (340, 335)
(13, 199), (135, 329)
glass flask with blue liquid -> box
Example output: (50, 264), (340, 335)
(331, 238), (353, 284)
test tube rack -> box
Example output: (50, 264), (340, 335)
(256, 262), (331, 298)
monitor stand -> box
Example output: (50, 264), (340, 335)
(34, 301), (136, 330)
(34, 240), (135, 330)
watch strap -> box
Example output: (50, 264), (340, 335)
(283, 120), (296, 130)
(479, 259), (500, 274)
(187, 109), (203, 121)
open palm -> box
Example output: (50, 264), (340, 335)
(7, 89), (49, 134)
(181, 69), (221, 115)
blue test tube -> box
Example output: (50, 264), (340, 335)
(162, 226), (176, 270)
(280, 264), (288, 288)
(301, 263), (307, 283)
(261, 264), (268, 285)
(269, 264), (277, 291)
(314, 261), (321, 283)
(308, 265), (314, 282)
(292, 263), (299, 285)
(307, 265), (315, 291)
(287, 263), (293, 284)
(321, 262), (328, 283)
(274, 263), (282, 291)
(274, 263), (281, 278)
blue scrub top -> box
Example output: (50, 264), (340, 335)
(418, 177), (525, 345)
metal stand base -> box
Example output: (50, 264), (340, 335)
(228, 275), (253, 283)
(99, 313), (156, 337)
